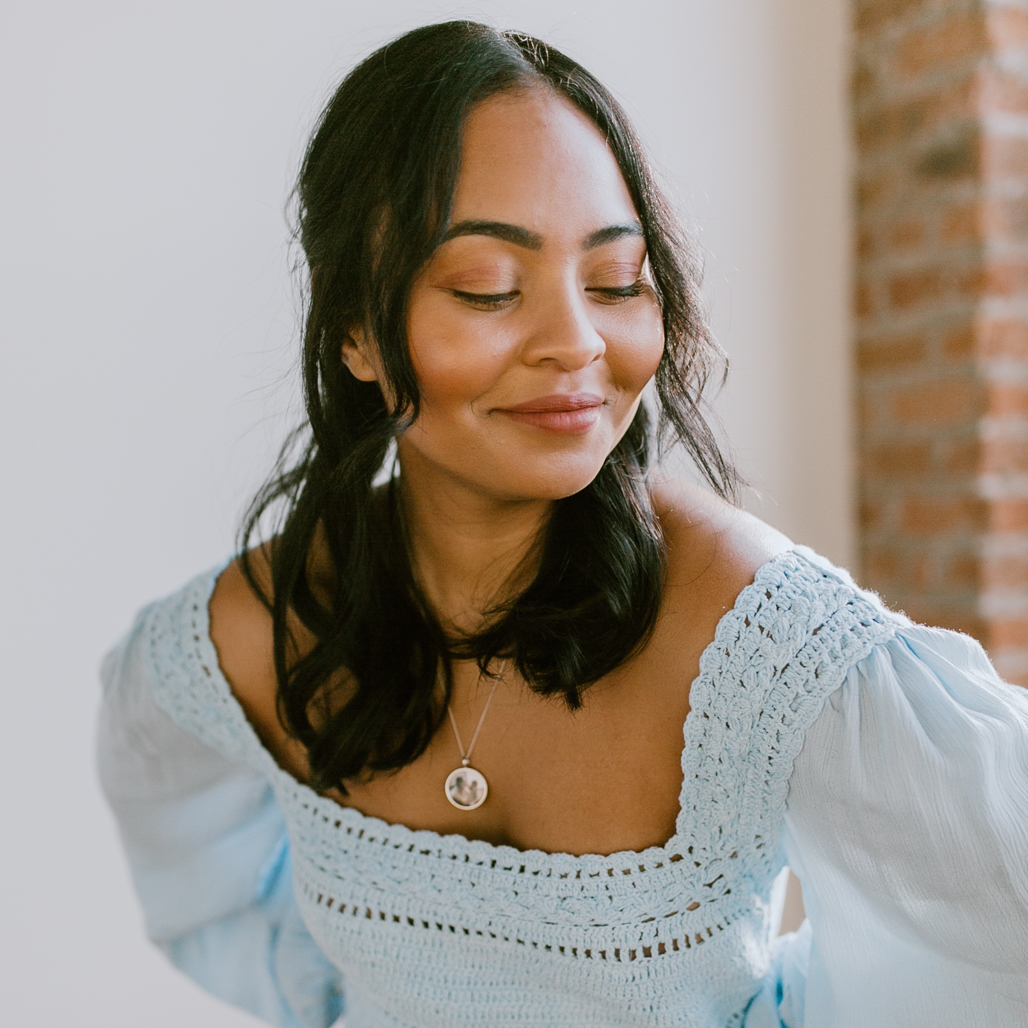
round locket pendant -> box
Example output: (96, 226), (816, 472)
(444, 765), (488, 810)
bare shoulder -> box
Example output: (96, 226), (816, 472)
(208, 549), (275, 699)
(650, 476), (794, 630)
(208, 546), (312, 780)
(597, 478), (793, 741)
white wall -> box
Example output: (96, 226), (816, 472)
(0, 2), (850, 1023)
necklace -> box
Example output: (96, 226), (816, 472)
(444, 664), (504, 811)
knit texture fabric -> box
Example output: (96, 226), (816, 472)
(142, 549), (897, 1027)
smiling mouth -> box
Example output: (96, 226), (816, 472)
(495, 393), (604, 434)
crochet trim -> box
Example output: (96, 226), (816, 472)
(144, 548), (896, 881)
(142, 547), (901, 1025)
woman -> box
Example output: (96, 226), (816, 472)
(98, 21), (1028, 1028)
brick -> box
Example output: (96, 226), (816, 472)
(980, 436), (1028, 473)
(984, 260), (1028, 296)
(979, 65), (1028, 116)
(916, 130), (979, 180)
(889, 216), (926, 249)
(941, 199), (981, 244)
(983, 197), (1028, 238)
(982, 135), (1028, 178)
(888, 267), (944, 309)
(857, 331), (926, 370)
(987, 617), (1028, 650)
(923, 75), (979, 130)
(987, 382), (1028, 416)
(891, 377), (983, 425)
(863, 440), (934, 477)
(856, 167), (897, 207)
(986, 6), (1028, 50)
(855, 110), (887, 151)
(893, 15), (987, 80)
(858, 84), (977, 156)
(940, 435), (980, 474)
(863, 543), (902, 583)
(855, 0), (932, 36)
(859, 496), (888, 531)
(990, 498), (1028, 531)
(941, 550), (980, 589)
(955, 260), (1028, 300)
(857, 389), (881, 430)
(900, 493), (988, 534)
(856, 97), (932, 151)
(852, 60), (877, 101)
(982, 554), (1028, 588)
(908, 551), (936, 590)
(941, 322), (977, 360)
(955, 264), (987, 297)
(979, 319), (1028, 357)
(855, 278), (876, 318)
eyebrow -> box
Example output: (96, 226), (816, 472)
(582, 223), (644, 250)
(443, 220), (543, 249)
(442, 219), (644, 251)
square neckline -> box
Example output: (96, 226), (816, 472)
(186, 547), (805, 869)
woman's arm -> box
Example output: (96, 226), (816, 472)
(783, 622), (1028, 1026)
(97, 597), (343, 1028)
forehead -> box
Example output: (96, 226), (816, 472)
(451, 87), (639, 236)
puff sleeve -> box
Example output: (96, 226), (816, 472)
(97, 607), (344, 1028)
(781, 621), (1028, 1026)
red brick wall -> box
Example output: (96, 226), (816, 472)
(854, 0), (1028, 683)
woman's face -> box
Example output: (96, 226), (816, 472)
(350, 86), (665, 502)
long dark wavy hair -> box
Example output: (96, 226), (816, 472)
(240, 20), (739, 793)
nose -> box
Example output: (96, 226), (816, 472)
(521, 288), (606, 371)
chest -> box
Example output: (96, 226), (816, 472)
(330, 637), (700, 856)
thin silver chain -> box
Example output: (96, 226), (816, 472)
(447, 663), (505, 767)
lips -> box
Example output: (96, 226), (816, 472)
(495, 393), (604, 434)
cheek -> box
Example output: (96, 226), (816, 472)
(406, 299), (512, 411)
(607, 305), (665, 393)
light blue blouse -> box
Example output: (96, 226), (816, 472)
(97, 548), (1028, 1026)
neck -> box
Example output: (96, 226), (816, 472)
(394, 443), (553, 633)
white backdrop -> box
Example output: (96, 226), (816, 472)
(0, 2), (849, 1024)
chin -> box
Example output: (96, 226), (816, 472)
(490, 455), (608, 501)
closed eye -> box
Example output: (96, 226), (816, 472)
(588, 280), (647, 304)
(451, 289), (519, 309)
